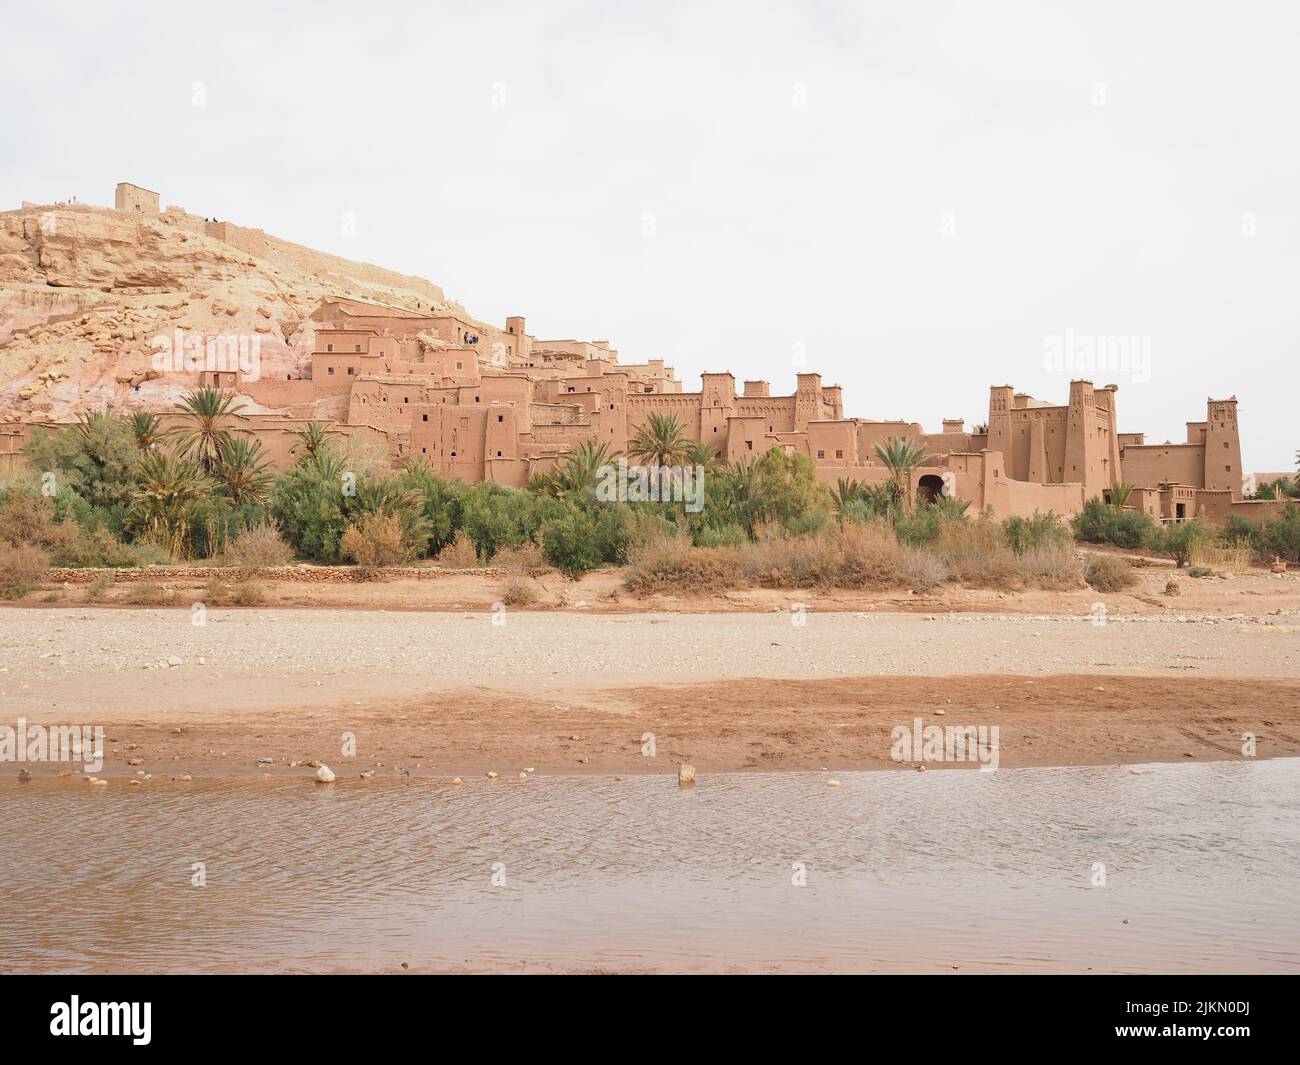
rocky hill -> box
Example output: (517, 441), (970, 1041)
(0, 198), (459, 422)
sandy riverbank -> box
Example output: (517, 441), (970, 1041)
(2, 606), (1297, 782)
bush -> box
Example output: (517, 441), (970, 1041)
(1220, 515), (1264, 556)
(932, 518), (1018, 588)
(0, 487), (78, 556)
(540, 508), (604, 578)
(226, 522), (294, 570)
(1150, 521), (1212, 568)
(1187, 565), (1215, 578)
(0, 544), (50, 599)
(437, 531), (481, 568)
(893, 506), (944, 547)
(695, 523), (747, 548)
(123, 579), (175, 606)
(270, 457), (351, 562)
(84, 576), (111, 602)
(1084, 554), (1137, 592)
(491, 541), (548, 574)
(898, 544), (948, 593)
(625, 536), (744, 595)
(1073, 498), (1155, 549)
(1262, 506), (1300, 563)
(461, 484), (544, 561)
(340, 513), (418, 572)
(1016, 542), (1084, 589)
(1003, 511), (1070, 554)
(203, 574), (267, 606)
(500, 579), (539, 607)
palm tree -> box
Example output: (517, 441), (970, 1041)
(128, 411), (162, 451)
(166, 386), (248, 475)
(831, 478), (863, 525)
(291, 421), (330, 460)
(532, 440), (620, 498)
(215, 436), (275, 505)
(627, 413), (691, 497)
(127, 451), (212, 558)
(873, 437), (930, 510)
(684, 440), (722, 472)
(1108, 481), (1134, 510)
(628, 413), (691, 469)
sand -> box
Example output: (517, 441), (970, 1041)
(2, 601), (1297, 782)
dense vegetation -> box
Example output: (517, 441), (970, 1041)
(1, 392), (1296, 599)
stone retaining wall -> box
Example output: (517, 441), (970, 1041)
(48, 565), (506, 584)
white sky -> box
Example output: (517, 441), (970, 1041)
(4, 0), (1297, 471)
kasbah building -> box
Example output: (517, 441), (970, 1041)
(8, 184), (1292, 527)
(239, 298), (1278, 526)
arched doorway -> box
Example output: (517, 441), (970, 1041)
(917, 474), (945, 504)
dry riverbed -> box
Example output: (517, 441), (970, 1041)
(2, 605), (1297, 783)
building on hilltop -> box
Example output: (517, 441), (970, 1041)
(114, 182), (159, 214)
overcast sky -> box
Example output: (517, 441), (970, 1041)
(4, 0), (1297, 470)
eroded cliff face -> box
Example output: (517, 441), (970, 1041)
(0, 202), (455, 421)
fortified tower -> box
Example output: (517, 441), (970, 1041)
(1205, 397), (1243, 497)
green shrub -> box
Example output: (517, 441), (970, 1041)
(695, 523), (747, 548)
(1003, 511), (1070, 554)
(1072, 498), (1155, 549)
(540, 508), (604, 577)
(1262, 506), (1300, 563)
(893, 506), (944, 547)
(270, 456), (350, 562)
(1220, 515), (1264, 555)
(1187, 565), (1215, 578)
(1150, 520), (1212, 567)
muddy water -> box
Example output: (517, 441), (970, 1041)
(1, 759), (1297, 973)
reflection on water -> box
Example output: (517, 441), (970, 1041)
(1, 760), (1297, 973)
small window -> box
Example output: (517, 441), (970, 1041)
(347, 367), (355, 375)
(327, 367), (335, 376)
(746, 440), (753, 451)
(475, 396), (480, 403)
(354, 344), (361, 353)
(422, 414), (428, 422)
(497, 415), (504, 422)
(456, 362), (463, 370)
(327, 344), (334, 352)
(816, 449), (825, 459)
(835, 449), (843, 459)
(497, 451), (502, 457)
